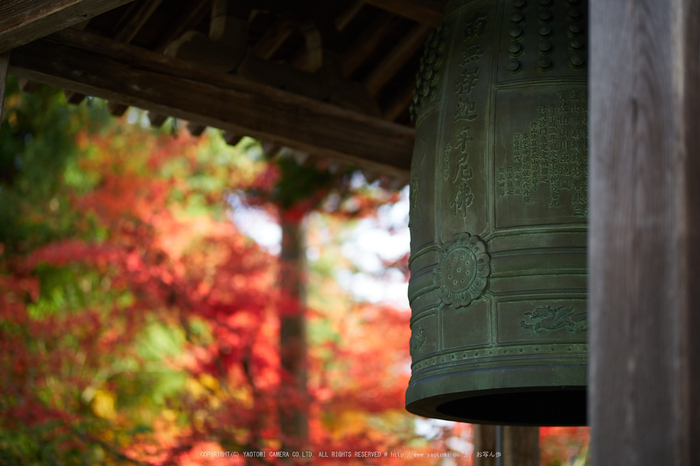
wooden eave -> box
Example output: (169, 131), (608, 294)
(1, 0), (449, 179)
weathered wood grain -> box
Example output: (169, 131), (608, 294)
(589, 0), (700, 464)
(8, 29), (413, 175)
(0, 0), (135, 53)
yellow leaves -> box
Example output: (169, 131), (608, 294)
(200, 373), (220, 392)
(185, 377), (206, 399)
(186, 374), (231, 410)
(91, 389), (117, 419)
(162, 409), (178, 423)
(230, 386), (254, 409)
(7, 111), (17, 128)
(322, 411), (367, 437)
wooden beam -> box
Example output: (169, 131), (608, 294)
(107, 101), (129, 117)
(363, 0), (444, 27)
(341, 12), (396, 78)
(154, 0), (212, 52)
(382, 77), (416, 121)
(164, 16), (249, 73)
(236, 53), (380, 116)
(0, 53), (9, 122)
(297, 24), (322, 72)
(147, 111), (168, 127)
(8, 29), (413, 175)
(112, 0), (164, 43)
(18, 78), (42, 93)
(261, 140), (281, 159)
(334, 0), (365, 31)
(364, 23), (430, 96)
(0, 0), (136, 54)
(187, 122), (206, 136)
(250, 16), (296, 60)
(64, 90), (87, 105)
(222, 132), (243, 146)
(589, 0), (700, 464)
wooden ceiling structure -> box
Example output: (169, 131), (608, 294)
(1, 0), (449, 181)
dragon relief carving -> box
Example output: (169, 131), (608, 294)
(520, 305), (587, 334)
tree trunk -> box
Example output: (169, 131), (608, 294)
(473, 425), (539, 466)
(278, 214), (309, 452)
(473, 424), (496, 466)
(503, 427), (538, 466)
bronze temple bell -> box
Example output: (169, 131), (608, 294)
(406, 0), (588, 425)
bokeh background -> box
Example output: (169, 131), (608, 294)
(0, 80), (588, 465)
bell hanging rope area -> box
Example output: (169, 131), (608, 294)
(406, 0), (588, 426)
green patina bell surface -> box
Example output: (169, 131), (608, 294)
(406, 0), (588, 426)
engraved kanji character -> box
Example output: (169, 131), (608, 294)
(455, 97), (478, 121)
(450, 184), (474, 216)
(442, 143), (452, 181)
(453, 152), (473, 183)
(461, 44), (484, 64)
(457, 126), (473, 152)
(463, 13), (488, 41)
(456, 66), (480, 95)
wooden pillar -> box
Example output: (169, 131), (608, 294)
(589, 0), (700, 464)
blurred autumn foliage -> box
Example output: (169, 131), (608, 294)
(0, 80), (588, 465)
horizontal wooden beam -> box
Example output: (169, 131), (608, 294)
(112, 0), (164, 44)
(8, 29), (413, 175)
(364, 23), (430, 96)
(342, 12), (396, 78)
(363, 0), (444, 27)
(0, 0), (136, 54)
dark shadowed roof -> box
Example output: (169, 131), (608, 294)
(2, 0), (448, 181)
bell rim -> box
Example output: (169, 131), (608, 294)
(406, 363), (587, 426)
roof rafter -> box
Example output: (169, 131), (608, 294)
(363, 0), (444, 27)
(8, 29), (413, 175)
(0, 0), (136, 53)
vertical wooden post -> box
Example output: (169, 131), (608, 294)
(589, 0), (700, 464)
(0, 52), (9, 121)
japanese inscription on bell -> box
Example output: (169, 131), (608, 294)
(495, 86), (588, 228)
